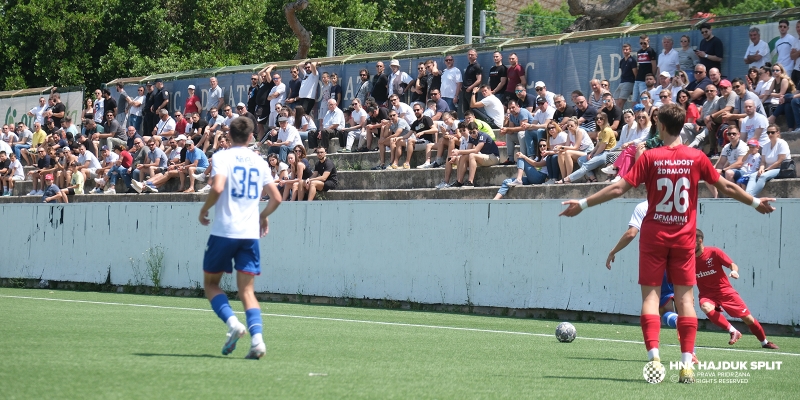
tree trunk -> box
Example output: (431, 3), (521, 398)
(285, 0), (311, 59)
(564, 0), (645, 32)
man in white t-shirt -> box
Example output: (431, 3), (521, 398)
(27, 97), (48, 125)
(221, 105), (238, 134)
(388, 60), (413, 100)
(126, 86), (146, 132)
(267, 73), (286, 127)
(439, 56), (463, 113)
(152, 109), (177, 141)
(198, 116), (281, 360)
(206, 77), (224, 122)
(93, 89), (105, 124)
(469, 84), (504, 128)
(389, 94), (416, 126)
(341, 99), (368, 152)
(657, 36), (680, 76)
(267, 117), (302, 162)
(740, 99), (769, 146)
(77, 143), (102, 180)
(297, 61), (319, 115)
(744, 27), (770, 69)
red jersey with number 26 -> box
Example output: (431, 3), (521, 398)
(624, 145), (719, 248)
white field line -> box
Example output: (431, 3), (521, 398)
(2, 294), (798, 358)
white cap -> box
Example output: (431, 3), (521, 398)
(187, 85), (196, 90)
(390, 60), (400, 67)
(660, 71), (672, 78)
(236, 102), (246, 108)
(176, 134), (188, 141)
(534, 81), (546, 89)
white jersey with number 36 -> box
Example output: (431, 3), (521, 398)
(210, 147), (271, 239)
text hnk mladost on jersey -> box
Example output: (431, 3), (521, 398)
(654, 159), (696, 175)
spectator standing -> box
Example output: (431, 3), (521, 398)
(616, 43), (638, 109)
(115, 84), (128, 124)
(744, 27), (770, 69)
(92, 89), (104, 124)
(488, 51), (507, 104)
(676, 35), (700, 82)
(791, 21), (800, 87)
(388, 60), (412, 101)
(633, 35), (658, 104)
(423, 60), (442, 101)
(657, 36), (680, 77)
(150, 79), (169, 118)
(185, 84), (202, 116)
(142, 82), (155, 136)
(47, 93), (66, 128)
(370, 62), (390, 106)
(696, 23), (724, 73)
(255, 65), (276, 133)
(27, 97), (48, 125)
(354, 69), (372, 105)
(460, 49), (483, 117)
(440, 55), (462, 113)
(297, 61), (319, 113)
(127, 86), (145, 132)
(329, 73), (343, 108)
(267, 73), (286, 129)
(206, 77), (224, 121)
(504, 53), (526, 104)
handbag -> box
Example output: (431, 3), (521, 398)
(776, 159), (796, 179)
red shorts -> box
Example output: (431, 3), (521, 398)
(639, 244), (696, 287)
(699, 291), (750, 319)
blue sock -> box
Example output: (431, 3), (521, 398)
(210, 294), (235, 323)
(662, 311), (678, 328)
(245, 308), (263, 336)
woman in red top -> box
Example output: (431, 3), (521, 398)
(184, 85), (201, 115)
(105, 144), (133, 194)
(676, 88), (699, 143)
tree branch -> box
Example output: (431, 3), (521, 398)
(285, 0), (311, 60)
(565, 0), (645, 32)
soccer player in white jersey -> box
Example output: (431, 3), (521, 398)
(198, 117), (281, 359)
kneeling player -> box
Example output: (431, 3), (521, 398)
(694, 229), (778, 349)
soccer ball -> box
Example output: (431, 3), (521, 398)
(555, 322), (576, 343)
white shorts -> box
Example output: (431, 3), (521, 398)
(85, 168), (97, 179)
(11, 175), (24, 181)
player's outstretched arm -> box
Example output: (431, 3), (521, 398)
(712, 177), (775, 214)
(560, 179), (634, 217)
(259, 182), (282, 237)
(606, 227), (639, 270)
(199, 174), (227, 225)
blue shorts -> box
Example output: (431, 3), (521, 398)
(194, 166), (207, 174)
(660, 273), (675, 307)
(203, 235), (260, 275)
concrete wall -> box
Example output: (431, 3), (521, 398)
(1, 199), (797, 325)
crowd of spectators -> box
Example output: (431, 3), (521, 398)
(7, 21), (799, 201)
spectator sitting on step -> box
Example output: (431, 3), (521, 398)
(556, 111), (616, 184)
(423, 100), (437, 119)
(494, 138), (550, 199)
(89, 145), (119, 194)
(372, 109), (409, 170)
(60, 162), (83, 198)
(556, 116), (594, 182)
(499, 99), (534, 165)
(195, 135), (230, 193)
(462, 110), (495, 139)
(76, 143), (102, 184)
(133, 138), (168, 183)
(288, 145), (313, 200)
(745, 125), (789, 197)
(52, 147), (73, 189)
(733, 139), (762, 189)
(435, 122), (469, 189)
(450, 121), (500, 187)
(1, 153), (24, 196)
(266, 117), (302, 162)
(26, 146), (56, 196)
(340, 98), (368, 153)
(105, 144), (132, 194)
(310, 99), (344, 151)
(419, 111), (460, 168)
(525, 95), (556, 156)
(42, 174), (66, 203)
(396, 103), (437, 169)
(602, 108), (649, 181)
(281, 151), (301, 201)
(469, 84), (504, 129)
(304, 147), (337, 201)
(293, 105), (316, 145)
(150, 109), (176, 144)
(267, 153), (289, 197)
(574, 95), (598, 137)
(364, 104), (391, 151)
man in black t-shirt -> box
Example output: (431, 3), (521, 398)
(365, 105), (390, 150)
(553, 94), (576, 129)
(47, 93), (66, 127)
(190, 113), (209, 145)
(488, 51), (508, 105)
(102, 89), (117, 116)
(696, 22), (723, 73)
(633, 35), (657, 104)
(600, 93), (623, 133)
(397, 104), (436, 168)
(143, 82), (156, 138)
(460, 49), (483, 117)
(370, 62), (390, 106)
(305, 147), (337, 200)
(513, 84), (536, 112)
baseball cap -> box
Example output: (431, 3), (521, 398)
(236, 102), (246, 108)
(719, 79), (732, 88)
(187, 84), (196, 90)
(176, 134), (188, 141)
(100, 145), (109, 151)
(146, 81), (153, 86)
(155, 78), (163, 83)
(45, 174), (54, 180)
(536, 96), (546, 104)
(660, 71), (671, 78)
(534, 81), (546, 89)
(390, 60), (400, 67)
(633, 103), (645, 112)
(747, 139), (759, 147)
(278, 117), (289, 123)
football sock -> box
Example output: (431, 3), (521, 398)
(747, 319), (767, 342)
(662, 311), (678, 328)
(210, 294), (236, 323)
(245, 308), (263, 345)
(641, 314), (661, 353)
(647, 348), (660, 361)
(677, 316), (698, 354)
(681, 352), (693, 366)
(705, 309), (733, 331)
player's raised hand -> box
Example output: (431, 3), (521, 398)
(605, 252), (615, 270)
(259, 216), (269, 237)
(559, 200), (583, 217)
(756, 198), (776, 214)
(198, 209), (210, 225)
(730, 270), (739, 279)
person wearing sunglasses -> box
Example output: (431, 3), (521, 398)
(304, 147), (338, 200)
(684, 84), (719, 149)
(696, 22), (723, 72)
(616, 43), (637, 109)
(633, 34), (657, 104)
(685, 64), (713, 107)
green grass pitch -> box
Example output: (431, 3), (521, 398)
(1, 288), (797, 399)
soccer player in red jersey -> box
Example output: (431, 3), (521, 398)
(560, 104), (775, 383)
(694, 229), (779, 349)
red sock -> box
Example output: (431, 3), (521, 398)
(677, 316), (698, 354)
(641, 314), (661, 351)
(705, 309), (731, 331)
(748, 319), (767, 342)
